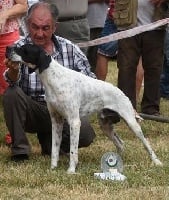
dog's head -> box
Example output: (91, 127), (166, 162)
(6, 44), (52, 73)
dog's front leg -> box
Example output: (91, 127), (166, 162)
(67, 118), (81, 174)
(50, 113), (64, 169)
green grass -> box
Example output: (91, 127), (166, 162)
(0, 61), (169, 199)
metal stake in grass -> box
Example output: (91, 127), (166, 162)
(139, 113), (169, 123)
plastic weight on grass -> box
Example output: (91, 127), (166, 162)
(94, 152), (126, 181)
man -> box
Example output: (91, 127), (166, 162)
(114, 0), (169, 115)
(3, 2), (96, 162)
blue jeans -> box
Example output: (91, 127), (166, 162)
(160, 29), (169, 98)
(97, 17), (118, 58)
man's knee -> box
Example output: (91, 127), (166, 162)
(79, 117), (96, 147)
(61, 117), (96, 152)
(78, 132), (95, 148)
(3, 86), (23, 105)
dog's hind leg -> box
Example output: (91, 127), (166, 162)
(67, 117), (81, 174)
(124, 116), (163, 166)
(99, 114), (124, 153)
(111, 131), (124, 153)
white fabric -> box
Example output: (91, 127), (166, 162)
(137, 0), (154, 26)
(43, 0), (88, 17)
(77, 18), (169, 47)
(87, 3), (108, 28)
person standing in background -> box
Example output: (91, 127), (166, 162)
(95, 0), (118, 80)
(42, 0), (89, 55)
(0, 0), (28, 95)
(115, 0), (168, 115)
(160, 26), (169, 100)
(95, 0), (144, 103)
(87, 0), (109, 72)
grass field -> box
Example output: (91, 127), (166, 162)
(0, 61), (169, 199)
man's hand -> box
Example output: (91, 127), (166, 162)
(4, 59), (20, 82)
(5, 59), (20, 70)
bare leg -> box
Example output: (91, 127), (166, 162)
(95, 53), (110, 81)
(136, 57), (144, 102)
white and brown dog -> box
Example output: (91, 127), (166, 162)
(6, 44), (162, 173)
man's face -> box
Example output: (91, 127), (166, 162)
(27, 7), (55, 47)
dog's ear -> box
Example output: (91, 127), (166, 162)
(14, 44), (41, 65)
(20, 44), (52, 73)
(13, 44), (51, 73)
(37, 50), (52, 73)
(14, 46), (24, 56)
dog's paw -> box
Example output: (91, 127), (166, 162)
(67, 167), (76, 174)
(51, 161), (58, 169)
(154, 159), (163, 166)
(51, 165), (57, 170)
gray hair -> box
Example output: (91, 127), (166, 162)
(26, 2), (59, 24)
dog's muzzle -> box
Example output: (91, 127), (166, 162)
(6, 46), (22, 62)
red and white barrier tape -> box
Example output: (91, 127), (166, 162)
(77, 18), (169, 48)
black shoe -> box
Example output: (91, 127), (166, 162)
(37, 132), (52, 156)
(11, 154), (29, 162)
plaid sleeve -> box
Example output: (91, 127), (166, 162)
(73, 44), (96, 79)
